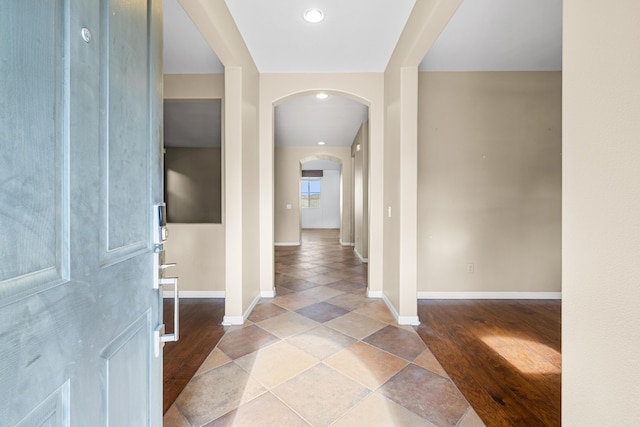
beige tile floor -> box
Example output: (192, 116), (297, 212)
(164, 229), (484, 427)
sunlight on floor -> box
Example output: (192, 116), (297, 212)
(481, 335), (561, 375)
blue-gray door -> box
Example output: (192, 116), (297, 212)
(1, 0), (164, 425)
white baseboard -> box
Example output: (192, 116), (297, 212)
(222, 292), (261, 325)
(163, 290), (225, 298)
(417, 291), (562, 300)
(367, 290), (383, 298)
(354, 248), (368, 263)
(381, 293), (420, 326)
(261, 289), (276, 298)
(340, 239), (354, 247)
(221, 315), (244, 325)
(274, 241), (301, 247)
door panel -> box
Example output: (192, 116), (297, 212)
(0, 0), (69, 303)
(104, 0), (150, 255)
(102, 312), (151, 427)
(0, 0), (163, 425)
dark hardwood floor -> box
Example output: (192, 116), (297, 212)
(163, 298), (225, 414)
(416, 300), (561, 427)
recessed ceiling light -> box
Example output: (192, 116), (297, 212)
(317, 141), (325, 145)
(304, 8), (324, 23)
(316, 93), (328, 99)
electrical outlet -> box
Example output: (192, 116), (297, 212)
(467, 263), (475, 274)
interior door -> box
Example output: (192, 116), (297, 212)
(0, 0), (164, 425)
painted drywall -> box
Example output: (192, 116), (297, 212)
(382, 0), (463, 322)
(164, 74), (224, 98)
(275, 147), (352, 244)
(178, 0), (262, 320)
(417, 71), (562, 293)
(163, 224), (225, 292)
(240, 65), (261, 312)
(352, 122), (369, 261)
(563, 0), (640, 424)
(163, 74), (224, 293)
(260, 73), (385, 296)
(165, 147), (221, 223)
(301, 169), (341, 229)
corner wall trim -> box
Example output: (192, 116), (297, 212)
(274, 241), (301, 247)
(222, 315), (243, 325)
(340, 239), (355, 247)
(222, 292), (261, 326)
(163, 290), (225, 298)
(381, 293), (420, 326)
(367, 290), (383, 298)
(261, 289), (276, 298)
(354, 248), (368, 263)
(416, 291), (562, 300)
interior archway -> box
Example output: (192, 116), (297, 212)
(271, 91), (370, 296)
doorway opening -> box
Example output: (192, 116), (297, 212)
(273, 92), (369, 295)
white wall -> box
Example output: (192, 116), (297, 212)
(301, 169), (341, 229)
(563, 0), (640, 424)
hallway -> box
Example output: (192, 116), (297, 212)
(164, 229), (482, 426)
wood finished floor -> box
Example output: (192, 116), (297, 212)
(416, 300), (561, 427)
(163, 298), (225, 414)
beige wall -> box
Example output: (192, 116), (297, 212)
(165, 147), (221, 224)
(274, 147), (352, 244)
(259, 73), (385, 296)
(417, 71), (562, 294)
(352, 122), (369, 260)
(163, 74), (225, 293)
(381, 1), (462, 322)
(164, 224), (225, 292)
(563, 0), (640, 424)
(240, 66), (261, 311)
(178, 0), (262, 320)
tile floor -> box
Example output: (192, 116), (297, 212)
(164, 229), (484, 427)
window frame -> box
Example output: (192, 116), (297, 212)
(300, 177), (321, 209)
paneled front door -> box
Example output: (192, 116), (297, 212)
(1, 0), (164, 425)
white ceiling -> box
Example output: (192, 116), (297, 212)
(162, 0), (562, 149)
(163, 0), (224, 74)
(224, 0), (416, 73)
(420, 0), (562, 71)
(275, 94), (368, 147)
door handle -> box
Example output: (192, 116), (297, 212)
(159, 277), (179, 343)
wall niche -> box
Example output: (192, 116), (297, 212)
(163, 99), (222, 223)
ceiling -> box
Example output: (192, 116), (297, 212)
(275, 94), (368, 148)
(224, 0), (416, 73)
(163, 0), (562, 149)
(163, 0), (223, 74)
(420, 0), (562, 71)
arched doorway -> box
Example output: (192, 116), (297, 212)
(272, 94), (367, 239)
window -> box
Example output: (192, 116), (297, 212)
(301, 178), (321, 208)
